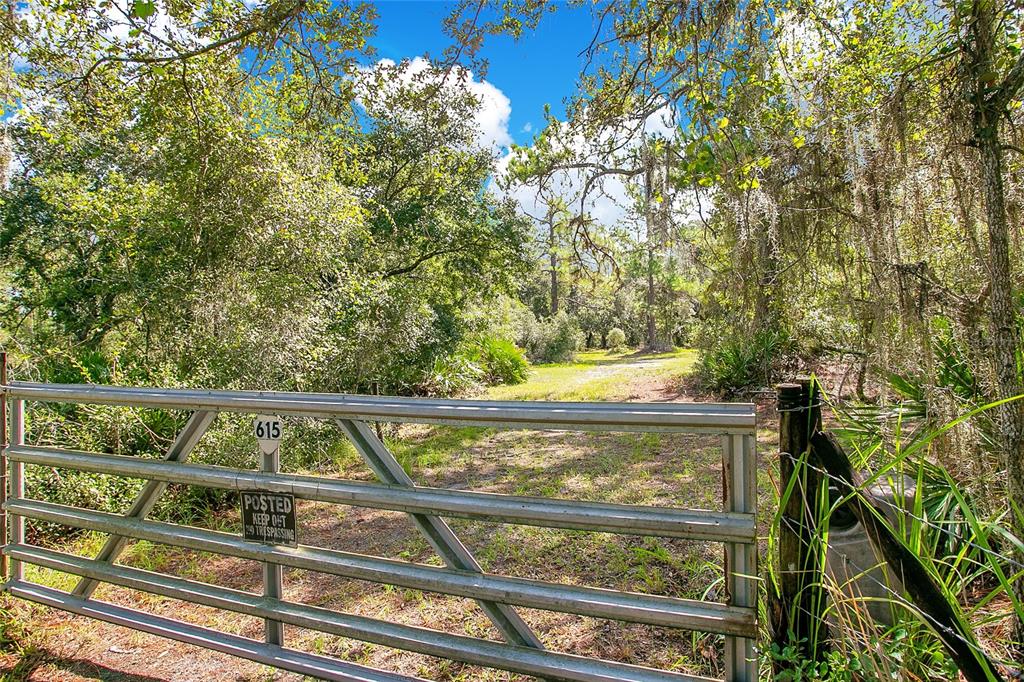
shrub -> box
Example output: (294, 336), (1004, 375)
(418, 353), (483, 396)
(606, 327), (627, 350)
(26, 466), (144, 539)
(697, 328), (794, 396)
(522, 312), (584, 363)
(417, 337), (528, 394)
(473, 337), (529, 385)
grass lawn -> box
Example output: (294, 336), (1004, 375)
(485, 348), (697, 402)
(1, 348), (774, 682)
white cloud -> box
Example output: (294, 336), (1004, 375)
(361, 56), (512, 153)
(471, 77), (513, 150)
(643, 105), (677, 138)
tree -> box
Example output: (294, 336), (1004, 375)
(958, 0), (1024, 645)
(1, 6), (531, 397)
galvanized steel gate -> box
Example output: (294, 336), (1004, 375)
(0, 383), (758, 682)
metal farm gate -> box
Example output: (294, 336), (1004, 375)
(0, 382), (758, 682)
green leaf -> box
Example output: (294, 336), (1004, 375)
(133, 0), (156, 19)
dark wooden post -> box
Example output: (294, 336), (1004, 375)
(772, 377), (828, 669)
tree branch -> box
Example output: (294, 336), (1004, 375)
(990, 50), (1024, 111)
(76, 0), (306, 86)
(381, 240), (487, 279)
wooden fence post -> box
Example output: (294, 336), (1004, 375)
(772, 377), (828, 670)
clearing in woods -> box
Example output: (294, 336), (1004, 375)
(0, 349), (776, 682)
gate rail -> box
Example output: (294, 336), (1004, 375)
(1, 381), (758, 682)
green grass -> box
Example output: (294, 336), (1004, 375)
(386, 426), (489, 476)
(22, 532), (107, 593)
(487, 348), (697, 402)
(380, 348), (697, 478)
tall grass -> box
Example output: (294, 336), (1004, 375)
(765, 381), (1023, 680)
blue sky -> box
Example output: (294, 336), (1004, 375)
(369, 2), (600, 146)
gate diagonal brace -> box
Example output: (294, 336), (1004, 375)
(72, 410), (217, 599)
(335, 419), (544, 650)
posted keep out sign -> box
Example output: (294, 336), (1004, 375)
(240, 492), (297, 547)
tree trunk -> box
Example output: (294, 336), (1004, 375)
(549, 215), (558, 316)
(970, 0), (1024, 649)
(752, 221), (781, 336)
(977, 135), (1022, 444)
(978, 127), (1024, 642)
(643, 143), (658, 349)
(646, 242), (656, 348)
